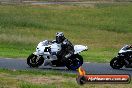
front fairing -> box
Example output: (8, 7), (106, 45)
(50, 43), (61, 53)
(36, 42), (61, 55)
(36, 46), (50, 55)
(36, 42), (50, 55)
(119, 45), (132, 54)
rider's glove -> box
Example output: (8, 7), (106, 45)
(130, 45), (132, 48)
(65, 53), (72, 59)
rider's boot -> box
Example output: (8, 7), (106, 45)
(44, 59), (52, 66)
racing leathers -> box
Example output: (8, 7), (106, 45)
(55, 38), (74, 65)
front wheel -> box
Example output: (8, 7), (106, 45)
(110, 57), (124, 69)
(27, 53), (44, 68)
(66, 54), (83, 70)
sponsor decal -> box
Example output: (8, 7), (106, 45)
(76, 66), (131, 85)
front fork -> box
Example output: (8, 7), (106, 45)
(33, 52), (42, 57)
(33, 52), (43, 60)
(33, 52), (39, 56)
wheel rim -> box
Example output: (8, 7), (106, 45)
(30, 55), (40, 65)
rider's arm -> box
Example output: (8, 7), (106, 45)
(130, 45), (132, 49)
(126, 45), (132, 50)
(52, 40), (56, 43)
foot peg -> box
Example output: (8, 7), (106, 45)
(44, 60), (52, 66)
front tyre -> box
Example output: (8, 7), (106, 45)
(66, 54), (83, 70)
(27, 53), (44, 68)
(110, 57), (124, 69)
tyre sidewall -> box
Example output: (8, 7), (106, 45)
(66, 54), (83, 70)
(27, 53), (44, 67)
(110, 57), (124, 69)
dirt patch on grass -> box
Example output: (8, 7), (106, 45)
(17, 75), (74, 85)
(0, 73), (19, 88)
(25, 0), (113, 2)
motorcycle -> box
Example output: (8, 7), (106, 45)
(110, 45), (132, 69)
(27, 40), (88, 70)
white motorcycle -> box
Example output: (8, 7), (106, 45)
(27, 40), (88, 70)
(110, 45), (132, 69)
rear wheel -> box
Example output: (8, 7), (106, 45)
(66, 54), (83, 70)
(110, 57), (124, 69)
(27, 53), (44, 67)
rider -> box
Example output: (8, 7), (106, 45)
(125, 45), (132, 62)
(127, 45), (132, 53)
(55, 32), (74, 65)
(127, 45), (132, 49)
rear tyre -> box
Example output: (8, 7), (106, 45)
(66, 54), (83, 70)
(27, 53), (44, 67)
(110, 57), (124, 69)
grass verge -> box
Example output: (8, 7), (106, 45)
(0, 3), (132, 63)
(0, 68), (132, 88)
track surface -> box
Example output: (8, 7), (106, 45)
(0, 58), (132, 75)
(22, 1), (131, 5)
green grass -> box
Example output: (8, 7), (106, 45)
(0, 3), (132, 87)
(0, 3), (132, 62)
(19, 82), (132, 88)
(23, 0), (132, 2)
(0, 68), (76, 78)
(23, 0), (112, 2)
(1, 68), (132, 88)
(0, 68), (77, 88)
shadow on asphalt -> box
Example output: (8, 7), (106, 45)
(26, 66), (77, 73)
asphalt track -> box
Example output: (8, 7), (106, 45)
(0, 58), (132, 76)
(22, 1), (130, 5)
